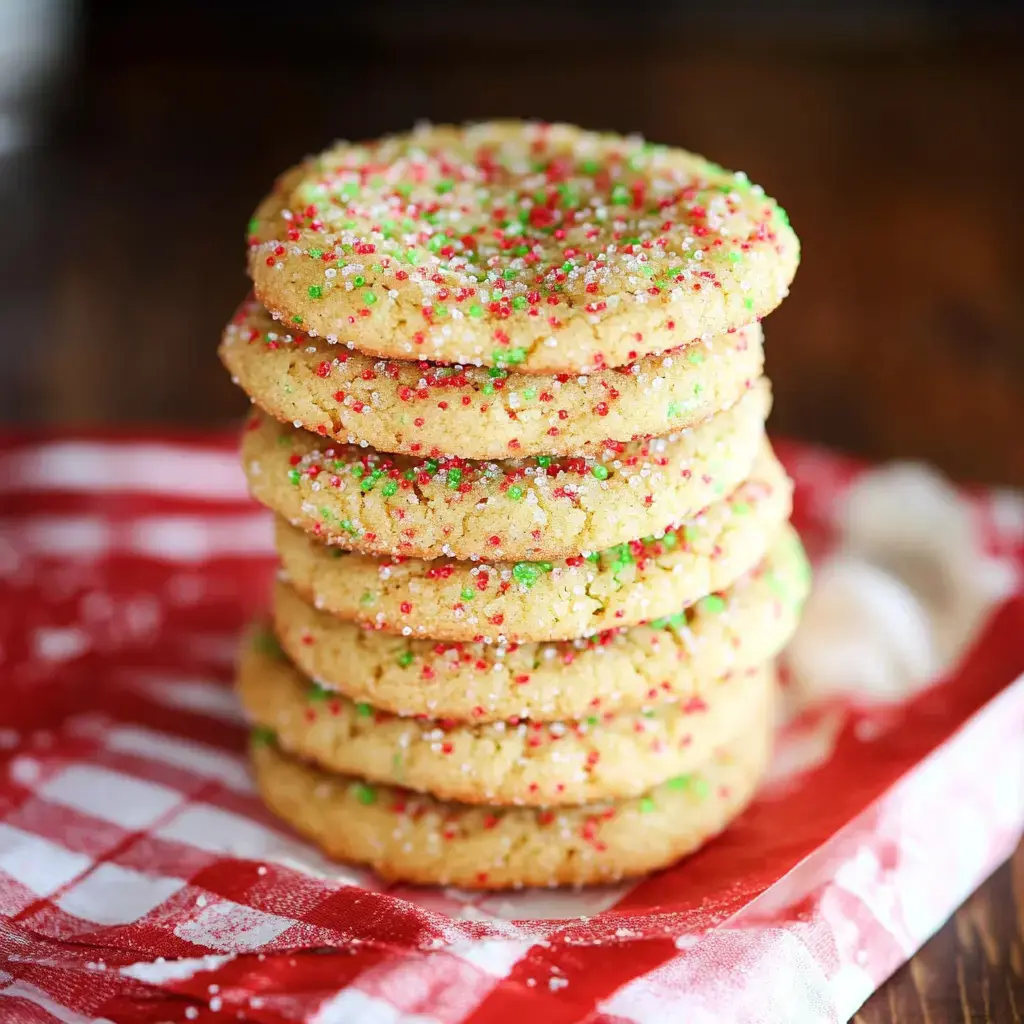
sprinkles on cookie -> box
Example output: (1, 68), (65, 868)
(221, 294), (765, 459)
(241, 380), (771, 561)
(273, 441), (792, 642)
(247, 122), (799, 373)
(227, 119), (806, 889)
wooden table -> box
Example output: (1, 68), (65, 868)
(1, 6), (1021, 1018)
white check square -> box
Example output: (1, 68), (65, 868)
(56, 862), (184, 926)
(37, 765), (182, 830)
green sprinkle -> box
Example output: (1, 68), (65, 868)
(468, 304), (484, 318)
(404, 249), (419, 265)
(287, 468), (301, 487)
(403, 469), (417, 482)
(580, 159), (601, 175)
(354, 275), (365, 287)
(666, 401), (684, 419)
(307, 285), (322, 299)
(585, 715), (600, 726)
(435, 179), (454, 194)
(494, 347), (526, 366)
(639, 797), (657, 813)
(247, 217), (260, 235)
(607, 543), (634, 580)
(482, 382), (495, 396)
(731, 502), (752, 516)
(512, 296), (528, 310)
(610, 183), (629, 205)
(460, 587), (474, 601)
(340, 519), (359, 536)
(251, 726), (276, 748)
(523, 388), (537, 401)
(425, 459), (440, 475)
(536, 456), (551, 469)
(687, 349), (705, 365)
(488, 366), (506, 379)
(382, 479), (398, 497)
(766, 571), (790, 601)
(743, 297), (754, 311)
(252, 629), (283, 659)
(308, 682), (331, 702)
(359, 590), (376, 606)
(728, 251), (743, 263)
(691, 777), (711, 799)
(434, 304), (448, 319)
(397, 650), (414, 668)
(351, 465), (365, 478)
(446, 468), (463, 489)
(507, 485), (524, 501)
(353, 783), (376, 805)
(291, 315), (303, 325)
(512, 561), (552, 588)
(308, 247), (323, 258)
(362, 471), (383, 493)
(355, 702), (374, 718)
(365, 291), (377, 304)
(650, 611), (687, 631)
(700, 594), (727, 614)
(666, 774), (690, 791)
(591, 465), (609, 481)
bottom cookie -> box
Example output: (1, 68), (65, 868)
(249, 708), (772, 890)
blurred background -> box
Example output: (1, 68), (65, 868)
(1, 0), (1022, 483)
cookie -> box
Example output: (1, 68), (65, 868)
(276, 441), (791, 642)
(220, 296), (764, 459)
(246, 122), (798, 374)
(249, 708), (771, 889)
(241, 379), (770, 561)
(239, 634), (772, 805)
(272, 524), (809, 721)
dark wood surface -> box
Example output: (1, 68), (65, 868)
(1, 6), (1021, 1018)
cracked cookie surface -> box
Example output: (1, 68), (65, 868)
(249, 709), (771, 889)
(239, 638), (772, 806)
(271, 524), (809, 721)
(221, 295), (763, 459)
(247, 121), (798, 374)
(276, 441), (790, 642)
(242, 379), (770, 561)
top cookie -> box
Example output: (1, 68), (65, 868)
(247, 121), (799, 373)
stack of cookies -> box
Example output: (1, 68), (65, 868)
(222, 122), (808, 889)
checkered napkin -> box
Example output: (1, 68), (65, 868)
(0, 433), (1021, 1024)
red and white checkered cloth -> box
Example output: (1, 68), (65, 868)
(0, 433), (1021, 1024)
